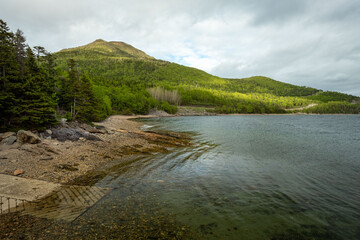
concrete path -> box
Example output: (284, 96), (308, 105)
(0, 174), (110, 221)
(0, 174), (60, 214)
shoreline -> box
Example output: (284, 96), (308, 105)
(0, 112), (357, 188)
(0, 115), (190, 186)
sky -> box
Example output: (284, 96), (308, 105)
(1, 0), (360, 96)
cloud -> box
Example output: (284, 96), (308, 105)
(0, 0), (359, 96)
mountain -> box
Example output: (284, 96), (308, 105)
(54, 40), (360, 115)
(57, 39), (154, 60)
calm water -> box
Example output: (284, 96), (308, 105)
(95, 115), (360, 239)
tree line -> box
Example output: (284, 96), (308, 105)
(0, 20), (97, 131)
(2, 18), (359, 132)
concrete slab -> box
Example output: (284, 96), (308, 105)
(0, 174), (110, 221)
(0, 174), (60, 201)
(0, 174), (60, 214)
(23, 185), (111, 221)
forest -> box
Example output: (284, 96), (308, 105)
(1, 19), (360, 131)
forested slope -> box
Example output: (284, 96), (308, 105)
(1, 18), (359, 131)
(54, 39), (360, 115)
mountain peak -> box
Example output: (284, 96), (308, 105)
(57, 39), (154, 59)
(92, 39), (106, 43)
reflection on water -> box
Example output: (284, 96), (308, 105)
(112, 115), (359, 240)
(2, 115), (359, 239)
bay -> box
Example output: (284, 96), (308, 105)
(93, 115), (360, 239)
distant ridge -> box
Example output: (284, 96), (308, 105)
(53, 39), (360, 115)
(58, 39), (154, 59)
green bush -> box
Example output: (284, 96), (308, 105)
(159, 101), (178, 114)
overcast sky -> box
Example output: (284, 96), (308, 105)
(1, 0), (359, 96)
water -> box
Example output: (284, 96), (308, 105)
(39, 115), (360, 239)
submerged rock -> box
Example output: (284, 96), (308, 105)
(17, 130), (41, 144)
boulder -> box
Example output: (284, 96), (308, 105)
(0, 132), (16, 141)
(17, 130), (41, 144)
(51, 127), (102, 142)
(51, 128), (81, 142)
(45, 129), (52, 135)
(1, 135), (17, 145)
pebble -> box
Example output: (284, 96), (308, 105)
(14, 169), (25, 176)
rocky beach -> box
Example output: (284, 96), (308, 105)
(0, 115), (190, 184)
(0, 115), (198, 239)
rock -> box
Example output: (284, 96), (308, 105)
(14, 169), (25, 176)
(38, 144), (60, 155)
(85, 134), (102, 141)
(1, 135), (17, 145)
(79, 123), (93, 131)
(149, 109), (170, 117)
(51, 128), (81, 142)
(60, 118), (68, 126)
(0, 132), (16, 141)
(40, 156), (54, 161)
(89, 128), (105, 134)
(17, 130), (41, 144)
(51, 127), (102, 142)
(56, 164), (78, 171)
(95, 125), (106, 130)
(20, 144), (41, 154)
(107, 129), (116, 134)
(45, 129), (52, 135)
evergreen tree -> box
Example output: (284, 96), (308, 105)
(0, 19), (20, 129)
(58, 59), (97, 121)
(33, 46), (46, 59)
(58, 58), (76, 111)
(19, 47), (57, 129)
(13, 29), (27, 76)
(73, 73), (97, 122)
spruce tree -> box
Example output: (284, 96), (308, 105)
(74, 73), (97, 122)
(0, 19), (20, 129)
(20, 47), (57, 129)
(13, 29), (27, 76)
(58, 58), (77, 113)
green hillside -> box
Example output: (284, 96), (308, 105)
(2, 20), (358, 131)
(54, 39), (360, 115)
